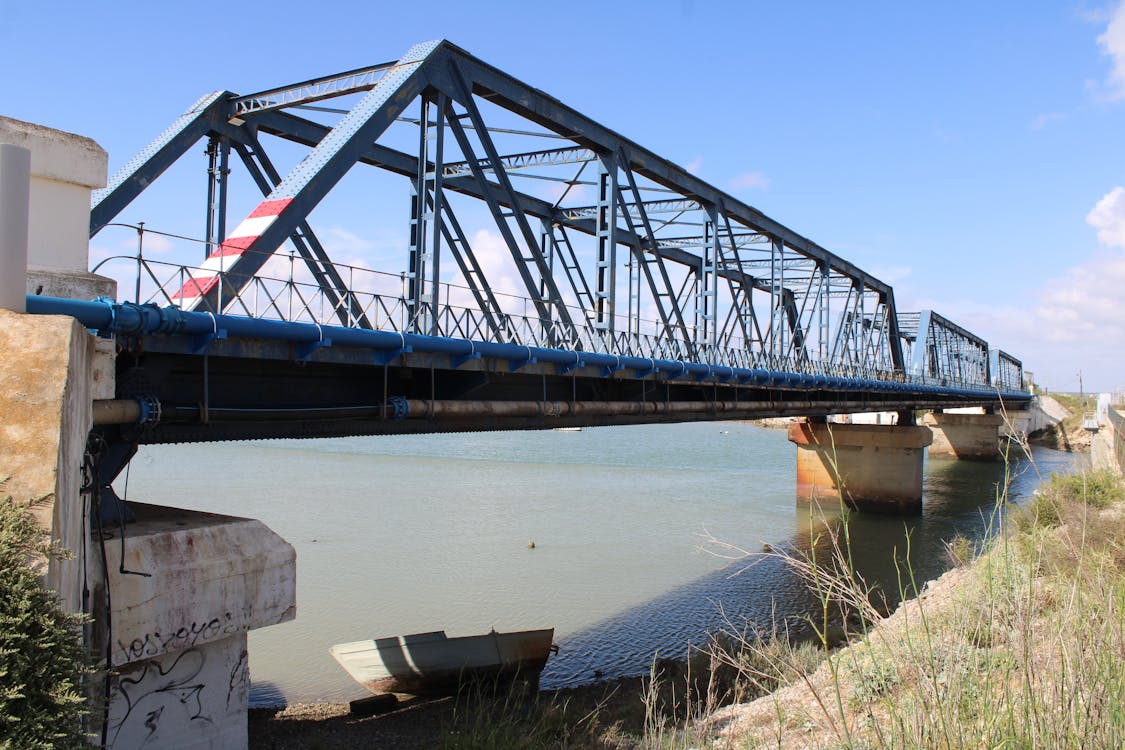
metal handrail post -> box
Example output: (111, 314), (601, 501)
(134, 222), (145, 304)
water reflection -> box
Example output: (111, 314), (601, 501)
(541, 447), (1078, 689)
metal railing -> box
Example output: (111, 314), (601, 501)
(88, 224), (1014, 394)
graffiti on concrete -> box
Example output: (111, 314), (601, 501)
(108, 648), (212, 747)
(116, 606), (250, 663)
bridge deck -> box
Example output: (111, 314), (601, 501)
(30, 295), (1028, 443)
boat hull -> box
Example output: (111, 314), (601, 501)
(330, 628), (554, 697)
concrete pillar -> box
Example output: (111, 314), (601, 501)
(0, 143), (30, 312)
(788, 420), (933, 513)
(96, 503), (296, 749)
(0, 116), (114, 302)
(921, 411), (1003, 460)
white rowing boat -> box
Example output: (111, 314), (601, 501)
(330, 628), (556, 696)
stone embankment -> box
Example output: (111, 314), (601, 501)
(1027, 394), (1090, 452)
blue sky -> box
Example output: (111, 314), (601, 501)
(3, 1), (1125, 391)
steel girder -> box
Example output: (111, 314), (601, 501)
(91, 38), (1013, 386)
(990, 350), (1025, 393)
(902, 310), (992, 387)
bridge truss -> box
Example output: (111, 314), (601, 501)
(74, 39), (1028, 445)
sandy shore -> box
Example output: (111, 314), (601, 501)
(248, 677), (649, 749)
(249, 698), (454, 750)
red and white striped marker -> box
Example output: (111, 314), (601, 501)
(173, 198), (293, 305)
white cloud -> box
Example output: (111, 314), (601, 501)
(320, 226), (374, 256)
(1035, 253), (1125, 342)
(685, 157), (704, 175)
(1030, 112), (1068, 130)
(870, 264), (912, 286)
(1086, 186), (1125, 247)
(727, 171), (770, 190)
(905, 185), (1125, 390)
(444, 229), (527, 314)
(1096, 0), (1125, 99)
(544, 181), (589, 206)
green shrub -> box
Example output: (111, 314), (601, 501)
(1015, 469), (1125, 533)
(944, 535), (975, 567)
(1045, 468), (1125, 509)
(0, 491), (89, 749)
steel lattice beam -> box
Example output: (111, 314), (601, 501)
(230, 62), (398, 117)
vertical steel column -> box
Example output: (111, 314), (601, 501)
(595, 155), (618, 333)
(407, 97), (434, 334)
(699, 216), (717, 348)
(769, 237), (781, 362)
(819, 265), (830, 362)
(539, 219), (556, 330)
(428, 93), (447, 335)
(627, 240), (641, 339)
(857, 287), (868, 374)
(204, 136), (230, 262)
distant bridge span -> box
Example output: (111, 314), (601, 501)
(32, 39), (1028, 454)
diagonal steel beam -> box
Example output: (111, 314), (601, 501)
(91, 91), (233, 236)
(230, 139), (372, 328)
(437, 60), (578, 344)
(174, 40), (441, 313)
(436, 202), (506, 340)
(615, 150), (693, 349)
(242, 109), (833, 332)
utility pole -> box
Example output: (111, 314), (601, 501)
(1078, 369), (1084, 404)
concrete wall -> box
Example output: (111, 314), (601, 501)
(0, 309), (94, 614)
(1092, 406), (1125, 475)
(0, 117), (113, 614)
(921, 412), (1002, 460)
(2, 116), (298, 750)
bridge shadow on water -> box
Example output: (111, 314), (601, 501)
(540, 446), (1076, 689)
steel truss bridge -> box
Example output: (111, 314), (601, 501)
(36, 39), (1029, 463)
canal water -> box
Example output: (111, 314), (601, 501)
(115, 421), (1080, 706)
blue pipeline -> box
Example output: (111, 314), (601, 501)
(25, 295), (1025, 401)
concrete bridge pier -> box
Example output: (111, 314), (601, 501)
(787, 418), (933, 514)
(921, 410), (1003, 460)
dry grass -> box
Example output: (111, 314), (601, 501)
(706, 467), (1125, 750)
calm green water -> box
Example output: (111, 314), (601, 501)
(116, 422), (1079, 706)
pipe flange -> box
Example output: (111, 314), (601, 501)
(136, 394), (162, 429)
(387, 396), (409, 421)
